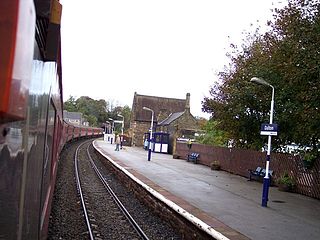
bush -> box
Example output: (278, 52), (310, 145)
(277, 172), (295, 191)
(210, 160), (221, 170)
(303, 151), (318, 169)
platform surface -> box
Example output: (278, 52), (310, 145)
(94, 140), (320, 240)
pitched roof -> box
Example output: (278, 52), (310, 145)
(63, 110), (82, 120)
(131, 92), (187, 122)
(158, 111), (184, 126)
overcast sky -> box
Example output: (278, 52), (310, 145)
(60, 0), (285, 118)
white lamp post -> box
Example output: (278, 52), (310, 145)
(250, 77), (275, 207)
(118, 114), (124, 149)
(108, 118), (115, 144)
(108, 118), (114, 134)
(105, 121), (110, 133)
(143, 107), (154, 161)
(117, 114), (124, 136)
(104, 121), (110, 141)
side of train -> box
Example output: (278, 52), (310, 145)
(0, 1), (103, 239)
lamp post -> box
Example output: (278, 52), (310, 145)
(118, 114), (124, 149)
(104, 121), (110, 141)
(108, 118), (114, 144)
(143, 107), (154, 161)
(117, 114), (124, 136)
(108, 118), (114, 133)
(105, 121), (110, 133)
(103, 122), (107, 141)
(250, 77), (275, 207)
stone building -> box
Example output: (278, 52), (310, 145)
(129, 92), (200, 154)
(63, 110), (88, 126)
(157, 96), (200, 154)
(63, 110), (83, 125)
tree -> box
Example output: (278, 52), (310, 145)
(76, 96), (102, 126)
(109, 105), (132, 133)
(121, 105), (131, 131)
(196, 120), (228, 146)
(64, 96), (77, 112)
(85, 114), (98, 127)
(202, 0), (320, 152)
(95, 99), (108, 123)
(63, 96), (132, 130)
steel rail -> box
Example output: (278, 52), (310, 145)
(74, 140), (95, 240)
(86, 144), (150, 240)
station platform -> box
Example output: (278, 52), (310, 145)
(94, 139), (320, 240)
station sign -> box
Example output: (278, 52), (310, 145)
(260, 123), (278, 136)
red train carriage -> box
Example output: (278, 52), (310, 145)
(0, 1), (64, 238)
(0, 1), (103, 239)
(62, 122), (103, 142)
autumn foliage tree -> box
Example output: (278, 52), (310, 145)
(202, 0), (320, 153)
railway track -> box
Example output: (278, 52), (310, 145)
(49, 139), (184, 239)
(75, 140), (149, 239)
(49, 139), (224, 240)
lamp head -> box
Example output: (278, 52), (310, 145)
(143, 106), (152, 112)
(250, 77), (271, 87)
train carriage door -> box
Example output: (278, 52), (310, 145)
(39, 98), (56, 229)
(52, 114), (61, 173)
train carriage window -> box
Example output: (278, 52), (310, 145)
(0, 0), (35, 123)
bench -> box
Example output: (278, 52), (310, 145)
(248, 167), (273, 182)
(187, 152), (199, 164)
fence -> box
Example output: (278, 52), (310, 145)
(176, 141), (320, 199)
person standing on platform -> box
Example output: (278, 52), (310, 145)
(115, 134), (120, 151)
(120, 135), (123, 149)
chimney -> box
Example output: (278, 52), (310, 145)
(185, 93), (190, 112)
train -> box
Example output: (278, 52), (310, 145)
(0, 1), (103, 239)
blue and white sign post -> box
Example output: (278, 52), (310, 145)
(251, 77), (276, 207)
(260, 124), (278, 136)
(260, 123), (278, 206)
